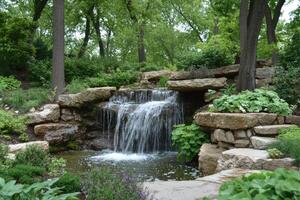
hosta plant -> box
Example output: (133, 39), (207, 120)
(212, 89), (292, 115)
(213, 168), (300, 200)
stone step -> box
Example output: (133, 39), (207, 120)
(194, 112), (279, 130)
(143, 168), (257, 200)
(254, 124), (295, 135)
(250, 136), (278, 150)
(217, 148), (295, 171)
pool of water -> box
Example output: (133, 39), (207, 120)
(56, 150), (200, 181)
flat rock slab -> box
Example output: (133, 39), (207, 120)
(58, 87), (116, 107)
(144, 169), (257, 200)
(8, 141), (49, 154)
(194, 112), (278, 130)
(217, 148), (296, 171)
(254, 124), (295, 135)
(251, 136), (278, 150)
(25, 104), (60, 125)
(167, 78), (227, 92)
(285, 115), (300, 126)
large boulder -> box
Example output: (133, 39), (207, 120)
(194, 112), (279, 130)
(198, 144), (225, 175)
(26, 104), (60, 125)
(254, 124), (295, 135)
(34, 123), (80, 144)
(141, 70), (174, 82)
(58, 87), (116, 108)
(167, 78), (227, 92)
(8, 141), (49, 154)
(217, 148), (296, 171)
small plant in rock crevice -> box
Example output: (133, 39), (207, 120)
(172, 124), (209, 162)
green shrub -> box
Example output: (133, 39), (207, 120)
(1, 87), (51, 113)
(0, 109), (26, 135)
(157, 76), (169, 87)
(274, 66), (300, 110)
(270, 126), (300, 164)
(83, 167), (150, 200)
(0, 76), (21, 92)
(14, 145), (49, 168)
(212, 89), (292, 115)
(65, 79), (89, 94)
(0, 144), (8, 165)
(0, 12), (35, 75)
(213, 168), (300, 200)
(172, 124), (209, 162)
(0, 177), (79, 200)
(0, 164), (46, 184)
(53, 173), (81, 193)
(177, 36), (235, 70)
(28, 59), (51, 87)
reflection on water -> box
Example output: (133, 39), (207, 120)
(57, 150), (200, 181)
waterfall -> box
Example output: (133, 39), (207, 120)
(98, 89), (183, 153)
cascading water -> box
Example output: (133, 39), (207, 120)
(98, 89), (183, 153)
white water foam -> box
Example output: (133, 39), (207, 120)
(90, 151), (157, 162)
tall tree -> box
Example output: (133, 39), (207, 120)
(52, 0), (65, 98)
(238, 0), (266, 91)
(264, 0), (285, 64)
(125, 0), (148, 64)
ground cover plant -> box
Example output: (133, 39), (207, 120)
(83, 167), (151, 200)
(206, 168), (300, 200)
(0, 144), (81, 199)
(212, 89), (292, 115)
(269, 126), (300, 164)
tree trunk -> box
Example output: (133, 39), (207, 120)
(77, 15), (91, 58)
(138, 23), (146, 64)
(33, 0), (49, 22)
(238, 0), (266, 91)
(126, 0), (147, 64)
(91, 9), (105, 57)
(264, 0), (285, 64)
(52, 0), (65, 98)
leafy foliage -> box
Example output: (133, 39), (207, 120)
(212, 89), (292, 115)
(267, 148), (284, 159)
(214, 169), (300, 200)
(83, 167), (151, 200)
(177, 36), (235, 70)
(53, 173), (81, 193)
(172, 124), (209, 162)
(0, 164), (46, 184)
(274, 66), (300, 110)
(270, 126), (300, 164)
(157, 76), (169, 87)
(0, 109), (26, 135)
(1, 88), (52, 113)
(48, 158), (67, 177)
(0, 76), (21, 92)
(0, 177), (79, 200)
(0, 11), (35, 75)
(14, 145), (49, 168)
